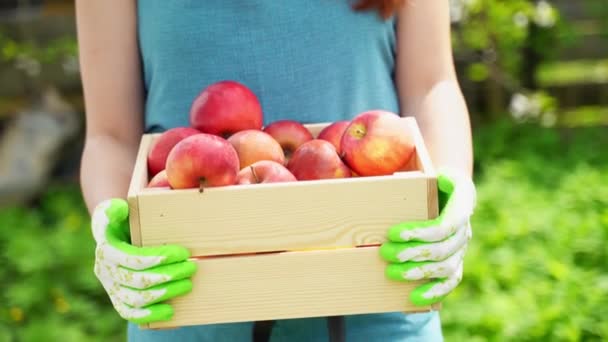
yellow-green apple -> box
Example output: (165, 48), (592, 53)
(317, 120), (350, 152)
(236, 160), (297, 184)
(189, 80), (263, 137)
(287, 139), (352, 180)
(340, 110), (415, 176)
(147, 170), (170, 188)
(227, 130), (285, 168)
(165, 133), (240, 189)
(147, 127), (200, 177)
(262, 120), (313, 161)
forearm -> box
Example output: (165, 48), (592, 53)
(76, 0), (144, 214)
(409, 80), (473, 177)
(394, 1), (473, 177)
(80, 135), (139, 214)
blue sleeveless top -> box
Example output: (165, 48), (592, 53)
(133, 2), (442, 340)
(137, 0), (400, 133)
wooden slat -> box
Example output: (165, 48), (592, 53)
(127, 197), (142, 246)
(128, 134), (154, 246)
(137, 173), (431, 256)
(305, 122), (333, 138)
(145, 246), (437, 329)
(405, 118), (440, 219)
(427, 177), (439, 218)
(127, 134), (153, 197)
(407, 118), (436, 177)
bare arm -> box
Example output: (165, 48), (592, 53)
(76, 0), (144, 214)
(395, 0), (473, 176)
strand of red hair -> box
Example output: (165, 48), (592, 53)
(352, 0), (407, 19)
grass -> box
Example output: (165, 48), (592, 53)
(0, 119), (606, 341)
(537, 58), (608, 86)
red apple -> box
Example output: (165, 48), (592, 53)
(165, 133), (240, 189)
(340, 110), (415, 176)
(227, 130), (285, 168)
(262, 120), (313, 161)
(317, 120), (350, 152)
(287, 139), (352, 180)
(147, 127), (200, 177)
(147, 170), (171, 188)
(236, 160), (297, 184)
(190, 80), (264, 137)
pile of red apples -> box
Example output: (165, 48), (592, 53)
(147, 81), (417, 190)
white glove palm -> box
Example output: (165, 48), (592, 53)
(381, 169), (476, 306)
(92, 199), (197, 324)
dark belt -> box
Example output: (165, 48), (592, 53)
(253, 316), (345, 342)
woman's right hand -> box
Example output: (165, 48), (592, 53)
(92, 199), (197, 324)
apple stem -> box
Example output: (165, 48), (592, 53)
(199, 178), (205, 193)
(250, 165), (260, 183)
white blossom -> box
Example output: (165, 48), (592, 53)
(509, 93), (531, 120)
(449, 0), (478, 23)
(534, 0), (557, 28)
(513, 12), (529, 29)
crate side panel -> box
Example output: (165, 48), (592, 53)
(138, 176), (431, 256)
(427, 177), (439, 219)
(406, 118), (436, 176)
(128, 134), (155, 197)
(128, 134), (156, 246)
(127, 196), (143, 246)
(147, 246), (435, 328)
(304, 122), (331, 137)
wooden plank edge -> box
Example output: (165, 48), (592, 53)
(137, 170), (427, 197)
(144, 247), (440, 329)
(427, 176), (439, 219)
(142, 302), (443, 332)
(127, 196), (143, 247)
(127, 134), (153, 198)
(135, 172), (431, 256)
(406, 117), (436, 177)
(304, 122), (332, 137)
(128, 134), (154, 247)
(142, 301), (442, 331)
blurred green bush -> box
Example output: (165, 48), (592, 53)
(0, 185), (124, 341)
(1, 120), (606, 341)
(442, 121), (608, 341)
(0, 1), (605, 341)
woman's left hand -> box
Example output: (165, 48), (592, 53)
(380, 168), (476, 306)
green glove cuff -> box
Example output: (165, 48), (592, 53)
(98, 199), (191, 270)
(381, 170), (474, 307)
(93, 198), (198, 324)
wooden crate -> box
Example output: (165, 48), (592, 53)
(127, 117), (440, 329)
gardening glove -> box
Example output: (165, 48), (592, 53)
(380, 168), (476, 306)
(92, 198), (197, 324)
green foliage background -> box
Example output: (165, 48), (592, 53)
(0, 1), (606, 341)
(442, 122), (608, 341)
(1, 120), (606, 342)
(0, 186), (124, 342)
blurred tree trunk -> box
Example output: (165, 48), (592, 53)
(485, 70), (505, 121)
(0, 87), (79, 207)
(522, 22), (540, 90)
